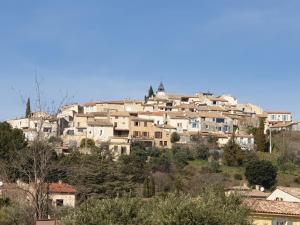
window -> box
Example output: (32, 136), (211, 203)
(164, 141), (167, 146)
(114, 145), (118, 152)
(133, 131), (139, 137)
(77, 122), (80, 127)
(115, 116), (119, 119)
(155, 132), (162, 139)
(67, 130), (74, 135)
(159, 141), (163, 146)
(121, 147), (127, 154)
(78, 128), (84, 133)
(43, 127), (51, 133)
(100, 130), (103, 136)
(134, 121), (139, 126)
(143, 132), (148, 137)
(283, 115), (288, 121)
(56, 199), (64, 207)
(272, 219), (292, 225)
(177, 123), (182, 128)
(144, 122), (147, 127)
(275, 197), (283, 201)
(216, 118), (225, 123)
(192, 123), (198, 128)
(114, 122), (118, 127)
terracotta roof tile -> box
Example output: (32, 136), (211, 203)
(245, 199), (300, 216)
(49, 183), (76, 194)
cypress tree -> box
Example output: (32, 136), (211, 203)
(149, 176), (155, 197)
(148, 85), (155, 98)
(25, 98), (31, 118)
(256, 118), (267, 152)
(143, 177), (150, 198)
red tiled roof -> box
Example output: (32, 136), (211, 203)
(245, 199), (300, 216)
(49, 183), (76, 194)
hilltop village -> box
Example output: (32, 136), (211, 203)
(2, 83), (300, 225)
(7, 83), (296, 156)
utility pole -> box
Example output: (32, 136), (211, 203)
(269, 127), (272, 154)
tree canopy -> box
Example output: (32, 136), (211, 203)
(0, 122), (27, 162)
(245, 160), (277, 189)
(223, 135), (244, 166)
(62, 188), (250, 225)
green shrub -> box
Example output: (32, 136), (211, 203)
(195, 144), (209, 160)
(61, 190), (251, 225)
(210, 161), (221, 173)
(171, 132), (180, 143)
(294, 176), (300, 184)
(234, 174), (243, 181)
(80, 138), (95, 148)
(245, 160), (277, 189)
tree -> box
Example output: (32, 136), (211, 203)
(171, 132), (180, 143)
(223, 134), (244, 166)
(143, 177), (150, 198)
(195, 143), (209, 160)
(172, 146), (191, 168)
(149, 176), (155, 197)
(0, 122), (27, 161)
(148, 85), (155, 98)
(255, 118), (268, 152)
(62, 188), (250, 225)
(10, 140), (58, 220)
(150, 151), (171, 173)
(25, 98), (31, 118)
(63, 146), (135, 203)
(245, 160), (277, 189)
(143, 176), (155, 198)
(144, 85), (155, 102)
(79, 138), (95, 148)
(0, 122), (27, 180)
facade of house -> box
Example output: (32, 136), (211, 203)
(246, 199), (300, 225)
(267, 112), (292, 124)
(87, 119), (114, 143)
(49, 182), (76, 208)
(7, 114), (58, 141)
(129, 117), (172, 148)
(267, 187), (300, 203)
(109, 136), (131, 159)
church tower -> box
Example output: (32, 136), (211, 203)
(156, 82), (166, 97)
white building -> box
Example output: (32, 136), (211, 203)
(267, 186), (300, 203)
(267, 112), (292, 124)
(49, 182), (76, 208)
(87, 119), (114, 143)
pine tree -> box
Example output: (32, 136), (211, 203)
(255, 118), (267, 152)
(25, 98), (31, 118)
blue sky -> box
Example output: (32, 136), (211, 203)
(1, 0), (300, 121)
